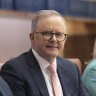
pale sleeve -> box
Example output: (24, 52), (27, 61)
(84, 67), (96, 96)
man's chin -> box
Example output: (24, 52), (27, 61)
(45, 50), (59, 57)
(48, 53), (58, 58)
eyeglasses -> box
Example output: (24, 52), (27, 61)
(34, 31), (67, 42)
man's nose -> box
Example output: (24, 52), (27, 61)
(50, 34), (57, 42)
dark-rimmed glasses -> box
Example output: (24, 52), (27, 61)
(34, 31), (67, 42)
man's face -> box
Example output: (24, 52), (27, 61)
(30, 16), (67, 60)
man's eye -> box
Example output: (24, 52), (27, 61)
(56, 33), (62, 36)
(42, 31), (52, 36)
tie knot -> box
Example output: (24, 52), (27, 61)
(47, 64), (57, 74)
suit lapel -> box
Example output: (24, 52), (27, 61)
(27, 49), (49, 96)
(57, 58), (72, 96)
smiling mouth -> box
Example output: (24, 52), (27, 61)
(46, 45), (59, 49)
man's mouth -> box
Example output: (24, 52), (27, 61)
(46, 45), (59, 49)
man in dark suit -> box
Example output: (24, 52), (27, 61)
(0, 10), (87, 96)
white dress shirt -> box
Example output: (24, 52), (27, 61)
(32, 49), (63, 96)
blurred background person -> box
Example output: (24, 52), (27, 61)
(82, 39), (96, 96)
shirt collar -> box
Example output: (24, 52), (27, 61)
(32, 49), (56, 70)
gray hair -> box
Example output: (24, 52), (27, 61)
(31, 10), (65, 32)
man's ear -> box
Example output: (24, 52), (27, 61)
(30, 32), (34, 40)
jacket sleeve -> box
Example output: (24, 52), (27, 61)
(82, 66), (96, 96)
(0, 62), (26, 96)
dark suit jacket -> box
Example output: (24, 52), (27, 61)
(0, 77), (13, 96)
(0, 49), (87, 96)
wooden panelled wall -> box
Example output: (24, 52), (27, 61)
(64, 17), (96, 72)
